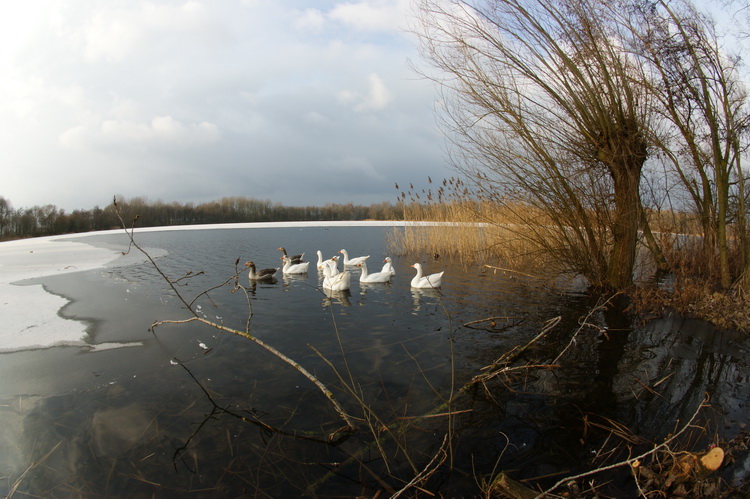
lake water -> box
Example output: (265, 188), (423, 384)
(2, 224), (749, 497)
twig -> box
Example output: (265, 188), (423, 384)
(6, 440), (62, 498)
(171, 360), (342, 473)
(463, 316), (524, 331)
(396, 409), (473, 420)
(463, 315), (523, 327)
(533, 394), (711, 498)
(474, 316), (561, 381)
(391, 433), (450, 498)
(112, 199), (357, 439)
(552, 293), (621, 365)
(482, 264), (543, 279)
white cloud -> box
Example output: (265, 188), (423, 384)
(293, 8), (326, 32)
(0, 1), (53, 69)
(0, 73), (89, 127)
(304, 111), (330, 125)
(291, 1), (412, 35)
(338, 73), (392, 111)
(59, 116), (220, 151)
(329, 0), (411, 32)
(82, 1), (215, 63)
(0, 0), (445, 211)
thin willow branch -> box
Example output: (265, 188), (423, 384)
(482, 264), (544, 279)
(553, 292), (622, 364)
(474, 315), (562, 380)
(113, 198), (357, 439)
(534, 393), (711, 498)
(152, 316), (357, 438)
(463, 315), (525, 332)
(391, 433), (450, 498)
(6, 440), (63, 498)
(171, 359), (335, 472)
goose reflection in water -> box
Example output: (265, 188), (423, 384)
(411, 287), (442, 313)
(281, 272), (309, 289)
(322, 289), (352, 307)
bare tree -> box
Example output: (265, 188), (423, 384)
(631, 0), (750, 289)
(415, 0), (657, 289)
(0, 197), (12, 238)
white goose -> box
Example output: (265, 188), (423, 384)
(381, 257), (396, 276)
(358, 261), (392, 283)
(410, 263), (444, 289)
(316, 250), (335, 270)
(281, 255), (310, 274)
(322, 256), (340, 277)
(245, 261), (278, 282)
(323, 263), (351, 291)
(339, 248), (369, 266)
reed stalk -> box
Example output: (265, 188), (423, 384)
(388, 199), (553, 271)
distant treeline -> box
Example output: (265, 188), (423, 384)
(0, 195), (404, 240)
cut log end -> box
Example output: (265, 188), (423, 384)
(700, 447), (724, 471)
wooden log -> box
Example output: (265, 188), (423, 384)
(488, 472), (538, 499)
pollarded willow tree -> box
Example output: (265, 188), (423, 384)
(415, 0), (659, 289)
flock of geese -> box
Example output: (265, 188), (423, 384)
(244, 247), (444, 291)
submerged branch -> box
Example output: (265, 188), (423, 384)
(552, 292), (621, 364)
(113, 198), (357, 441)
(534, 394), (711, 498)
(171, 359), (343, 473)
(482, 264), (544, 280)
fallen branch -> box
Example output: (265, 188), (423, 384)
(171, 359), (343, 473)
(113, 199), (357, 441)
(391, 433), (450, 498)
(533, 394), (711, 498)
(472, 316), (561, 384)
(482, 264), (543, 280)
(6, 440), (63, 498)
(553, 292), (621, 365)
(463, 316), (524, 332)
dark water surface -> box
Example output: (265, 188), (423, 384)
(1, 225), (749, 497)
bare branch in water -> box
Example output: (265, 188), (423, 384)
(171, 359), (348, 473)
(532, 394), (711, 499)
(552, 292), (621, 364)
(112, 199), (357, 440)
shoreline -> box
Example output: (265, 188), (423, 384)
(0, 234), (123, 352)
(0, 221), (407, 352)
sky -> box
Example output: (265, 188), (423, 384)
(0, 0), (447, 212)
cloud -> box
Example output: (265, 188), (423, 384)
(293, 8), (326, 32)
(303, 111), (330, 125)
(0, 0), (446, 212)
(59, 116), (220, 152)
(338, 73), (393, 111)
(82, 1), (217, 63)
(329, 0), (412, 32)
(326, 155), (383, 179)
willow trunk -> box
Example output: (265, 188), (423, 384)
(606, 160), (644, 289)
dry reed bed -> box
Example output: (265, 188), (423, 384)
(388, 201), (552, 269)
